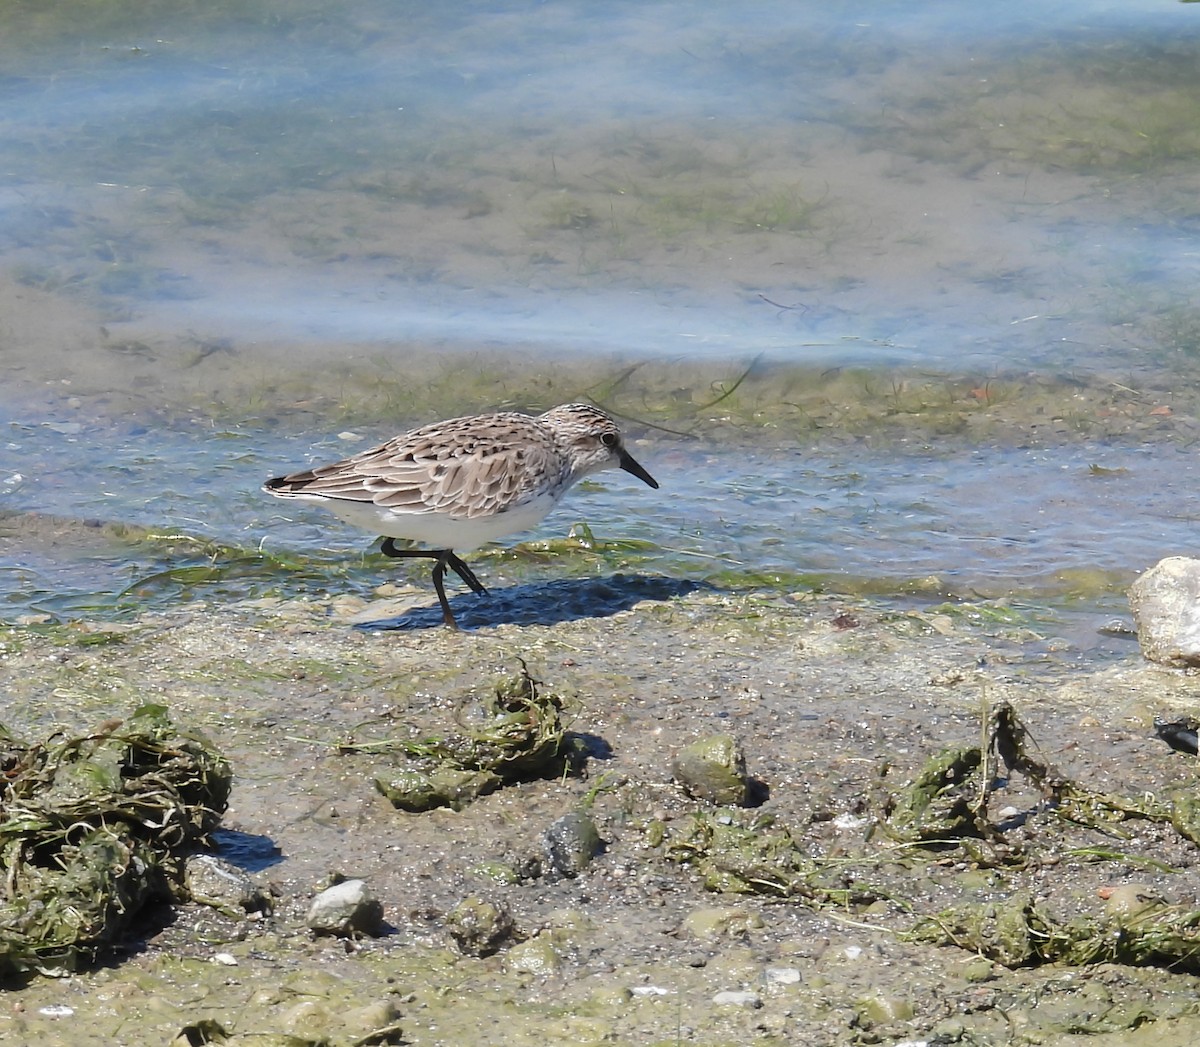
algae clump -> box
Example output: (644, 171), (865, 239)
(369, 662), (579, 812)
(0, 704), (231, 976)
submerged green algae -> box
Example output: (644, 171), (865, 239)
(857, 35), (1200, 175)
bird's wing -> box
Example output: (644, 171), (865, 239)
(271, 416), (565, 519)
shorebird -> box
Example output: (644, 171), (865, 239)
(263, 403), (658, 628)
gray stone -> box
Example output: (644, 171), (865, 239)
(1128, 557), (1200, 667)
(543, 811), (602, 877)
(306, 879), (384, 938)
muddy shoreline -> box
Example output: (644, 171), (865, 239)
(5, 5), (1200, 1041)
(2, 582), (1199, 1045)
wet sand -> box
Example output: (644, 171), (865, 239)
(2, 581), (1198, 1046)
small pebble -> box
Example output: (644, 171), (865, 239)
(673, 734), (751, 806)
(833, 812), (868, 831)
(504, 935), (562, 976)
(185, 854), (271, 917)
(446, 896), (515, 957)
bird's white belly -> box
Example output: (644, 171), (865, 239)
(295, 492), (562, 552)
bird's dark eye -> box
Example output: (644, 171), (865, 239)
(600, 432), (618, 447)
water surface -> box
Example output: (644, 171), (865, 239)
(2, 0), (1199, 622)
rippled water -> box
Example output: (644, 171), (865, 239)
(5, 400), (1197, 622)
(2, 0), (1199, 622)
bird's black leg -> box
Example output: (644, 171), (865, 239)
(379, 537), (410, 559)
(430, 553), (458, 629)
(378, 540), (487, 627)
(443, 552), (488, 596)
(380, 540), (487, 595)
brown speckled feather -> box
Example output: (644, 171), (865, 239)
(269, 413), (571, 519)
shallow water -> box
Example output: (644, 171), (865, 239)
(2, 0), (1200, 622)
(4, 400), (1195, 622)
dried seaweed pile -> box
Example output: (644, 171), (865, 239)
(358, 663), (579, 812)
(899, 703), (1200, 968)
(907, 888), (1200, 970)
(0, 704), (231, 977)
(664, 813), (887, 908)
(879, 703), (1200, 851)
(659, 703), (1200, 973)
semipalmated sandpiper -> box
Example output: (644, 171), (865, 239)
(263, 403), (659, 628)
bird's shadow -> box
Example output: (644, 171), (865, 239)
(355, 573), (710, 631)
(209, 828), (285, 873)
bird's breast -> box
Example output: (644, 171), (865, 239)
(289, 488), (564, 553)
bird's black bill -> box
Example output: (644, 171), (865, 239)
(619, 450), (659, 489)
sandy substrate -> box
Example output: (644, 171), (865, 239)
(2, 581), (1199, 1046)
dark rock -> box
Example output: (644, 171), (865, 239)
(543, 811), (602, 877)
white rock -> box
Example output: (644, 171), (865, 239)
(1129, 557), (1200, 667)
(306, 878), (384, 937)
(833, 812), (869, 831)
